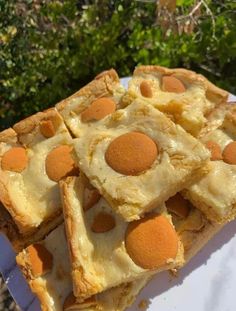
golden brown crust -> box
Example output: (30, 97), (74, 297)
(106, 164), (210, 223)
(60, 176), (101, 300)
(94, 68), (119, 81)
(63, 293), (98, 310)
(0, 174), (15, 222)
(13, 108), (64, 146)
(25, 278), (53, 311)
(0, 130), (19, 211)
(0, 128), (35, 234)
(0, 162), (63, 236)
(224, 109), (236, 125)
(56, 69), (120, 112)
(171, 205), (222, 264)
(16, 225), (151, 311)
(27, 244), (53, 277)
(16, 249), (34, 280)
(97, 277), (151, 311)
(203, 76), (228, 104)
(181, 189), (236, 224)
(16, 240), (61, 311)
(199, 103), (232, 138)
(26, 211), (63, 244)
(60, 175), (185, 301)
(13, 108), (60, 135)
(134, 65), (228, 104)
(30, 281), (52, 311)
(0, 108), (70, 236)
(0, 128), (17, 143)
(17, 242), (151, 311)
(71, 269), (101, 302)
(59, 177), (78, 265)
(0, 178), (34, 234)
(221, 106), (236, 136)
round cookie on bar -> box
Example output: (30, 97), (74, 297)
(184, 107), (236, 224)
(16, 224), (150, 311)
(125, 214), (178, 269)
(205, 140), (223, 161)
(105, 131), (158, 176)
(73, 99), (210, 222)
(59, 175), (184, 301)
(1, 147), (28, 173)
(81, 97), (116, 122)
(123, 65), (228, 136)
(1, 66), (233, 311)
(56, 69), (126, 138)
(0, 108), (78, 238)
(45, 145), (78, 182)
(26, 243), (53, 278)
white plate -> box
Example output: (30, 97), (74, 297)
(1, 219), (236, 311)
(128, 219), (236, 311)
(0, 77), (235, 311)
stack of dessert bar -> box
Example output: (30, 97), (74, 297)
(0, 66), (235, 311)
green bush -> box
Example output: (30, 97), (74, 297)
(0, 0), (236, 129)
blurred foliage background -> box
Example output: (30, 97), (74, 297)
(0, 0), (236, 129)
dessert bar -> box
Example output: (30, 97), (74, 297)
(16, 224), (150, 311)
(0, 108), (78, 236)
(123, 66), (228, 136)
(56, 69), (125, 138)
(60, 175), (184, 300)
(183, 107), (236, 223)
(73, 99), (210, 221)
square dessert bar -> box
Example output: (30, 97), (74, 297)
(0, 108), (79, 237)
(16, 223), (150, 311)
(56, 69), (126, 138)
(165, 193), (222, 263)
(73, 99), (210, 221)
(183, 107), (236, 223)
(123, 66), (228, 136)
(60, 175), (184, 301)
